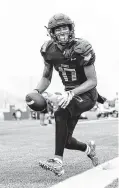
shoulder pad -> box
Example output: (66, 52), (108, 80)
(40, 40), (53, 53)
(74, 38), (92, 56)
(74, 38), (95, 66)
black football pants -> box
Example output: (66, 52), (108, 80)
(54, 90), (98, 157)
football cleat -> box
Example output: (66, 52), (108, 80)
(87, 140), (99, 166)
(39, 158), (64, 176)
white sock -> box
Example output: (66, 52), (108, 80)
(85, 144), (91, 155)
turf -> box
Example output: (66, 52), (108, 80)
(0, 119), (118, 188)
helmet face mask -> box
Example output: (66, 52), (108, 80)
(47, 13), (75, 45)
(53, 25), (70, 45)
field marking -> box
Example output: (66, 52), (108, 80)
(78, 118), (118, 124)
(51, 157), (119, 188)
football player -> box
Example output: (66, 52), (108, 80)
(33, 13), (100, 176)
(40, 92), (53, 126)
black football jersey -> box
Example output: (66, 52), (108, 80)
(40, 38), (95, 91)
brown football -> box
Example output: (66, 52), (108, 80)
(25, 92), (47, 112)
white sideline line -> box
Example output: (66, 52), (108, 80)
(78, 118), (118, 124)
(50, 157), (119, 188)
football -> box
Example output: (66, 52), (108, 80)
(25, 92), (47, 112)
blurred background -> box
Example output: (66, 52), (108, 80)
(0, 0), (118, 121)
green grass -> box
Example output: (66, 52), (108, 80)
(0, 119), (118, 188)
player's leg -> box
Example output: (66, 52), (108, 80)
(65, 114), (98, 166)
(39, 107), (70, 176)
(64, 92), (99, 166)
(40, 112), (47, 126)
(53, 92), (96, 158)
(39, 90), (98, 175)
(65, 126), (98, 166)
(65, 116), (87, 152)
(47, 111), (52, 124)
(39, 98), (96, 175)
(54, 107), (70, 158)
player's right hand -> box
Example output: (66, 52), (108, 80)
(58, 91), (74, 109)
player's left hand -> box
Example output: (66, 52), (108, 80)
(58, 91), (74, 109)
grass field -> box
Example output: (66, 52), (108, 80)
(0, 118), (118, 188)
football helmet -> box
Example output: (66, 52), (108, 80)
(46, 13), (75, 45)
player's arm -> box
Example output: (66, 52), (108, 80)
(35, 61), (53, 94)
(58, 65), (97, 108)
(72, 39), (97, 95)
(72, 64), (97, 95)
